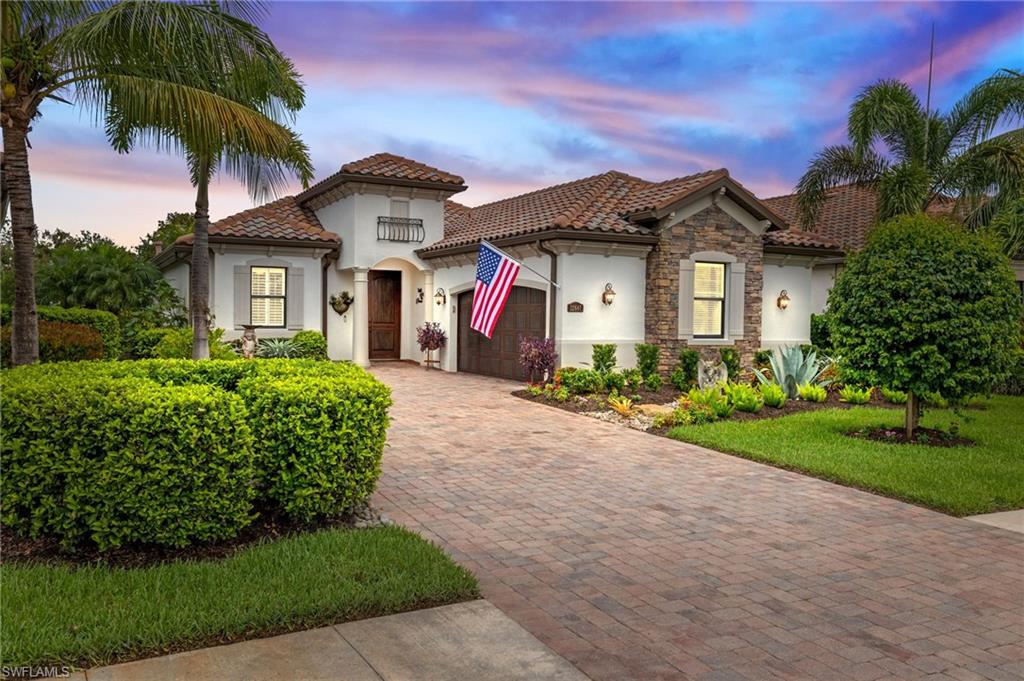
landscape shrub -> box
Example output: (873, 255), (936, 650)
(635, 343), (660, 378)
(724, 382), (763, 413)
(719, 348), (741, 381)
(673, 400), (716, 426)
(753, 345), (832, 399)
(798, 383), (828, 402)
(839, 385), (873, 404)
(1, 320), (105, 365)
(671, 348), (700, 390)
(881, 386), (908, 404)
(257, 338), (296, 358)
(591, 344), (617, 373)
(0, 371), (255, 550)
(154, 327), (237, 360)
(644, 373), (663, 392)
(1, 304), (120, 359)
(759, 383), (787, 408)
(622, 368), (643, 391)
(561, 367), (603, 395)
(603, 370), (626, 393)
(0, 359), (392, 548)
(996, 348), (1024, 396)
(687, 386), (734, 418)
(124, 327), (175, 359)
(290, 330), (328, 360)
(519, 337), (558, 383)
(753, 349), (773, 370)
(237, 367), (392, 521)
(810, 312), (833, 352)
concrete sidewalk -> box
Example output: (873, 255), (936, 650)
(81, 601), (589, 681)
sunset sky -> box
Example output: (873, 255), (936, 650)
(28, 1), (1022, 246)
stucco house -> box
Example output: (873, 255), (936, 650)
(155, 152), (1018, 379)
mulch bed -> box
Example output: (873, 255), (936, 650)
(847, 426), (975, 447)
(1, 506), (383, 570)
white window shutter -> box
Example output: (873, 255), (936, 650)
(678, 260), (695, 339)
(234, 266), (250, 329)
(287, 268), (304, 329)
(728, 262), (746, 338)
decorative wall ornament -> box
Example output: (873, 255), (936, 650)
(567, 301), (584, 313)
(330, 291), (354, 315)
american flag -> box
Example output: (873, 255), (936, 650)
(470, 242), (521, 338)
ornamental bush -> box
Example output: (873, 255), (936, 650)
(153, 327), (237, 360)
(519, 337), (558, 383)
(0, 359), (392, 550)
(1, 304), (120, 358)
(827, 215), (1020, 436)
(591, 343), (617, 373)
(561, 367), (604, 395)
(634, 343), (660, 379)
(290, 331), (328, 360)
(1, 320), (105, 365)
(670, 348), (700, 390)
(0, 371), (255, 550)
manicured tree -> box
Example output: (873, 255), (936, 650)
(827, 214), (1020, 438)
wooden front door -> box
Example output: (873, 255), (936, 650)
(369, 270), (401, 360)
(458, 286), (546, 380)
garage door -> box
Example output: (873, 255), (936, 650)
(458, 286), (546, 380)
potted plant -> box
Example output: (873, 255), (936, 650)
(416, 322), (447, 369)
(330, 291), (354, 315)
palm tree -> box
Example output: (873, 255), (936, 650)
(796, 69), (1024, 235)
(104, 29), (313, 359)
(0, 1), (301, 364)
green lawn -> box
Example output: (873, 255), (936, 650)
(1, 526), (478, 669)
(667, 395), (1024, 516)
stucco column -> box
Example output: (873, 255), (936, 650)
(423, 270), (434, 325)
(352, 267), (370, 368)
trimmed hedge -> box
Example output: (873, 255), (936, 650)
(2, 320), (105, 365)
(0, 371), (255, 550)
(0, 360), (392, 550)
(290, 330), (328, 360)
(1, 305), (121, 359)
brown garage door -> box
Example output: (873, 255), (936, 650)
(458, 286), (546, 380)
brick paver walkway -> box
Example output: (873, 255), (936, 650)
(372, 365), (1023, 681)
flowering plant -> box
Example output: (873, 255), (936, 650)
(416, 322), (447, 352)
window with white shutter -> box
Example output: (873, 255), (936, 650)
(250, 266), (287, 327)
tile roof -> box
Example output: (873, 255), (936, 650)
(339, 152), (465, 186)
(421, 168), (777, 254)
(762, 229), (842, 250)
(763, 184), (957, 252)
(174, 196), (339, 245)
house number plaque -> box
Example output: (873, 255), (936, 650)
(567, 301), (584, 313)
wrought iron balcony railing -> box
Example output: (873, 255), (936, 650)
(377, 216), (425, 243)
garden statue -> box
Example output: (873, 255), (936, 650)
(697, 359), (728, 389)
(240, 326), (258, 359)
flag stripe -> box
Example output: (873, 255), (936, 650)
(481, 260), (518, 334)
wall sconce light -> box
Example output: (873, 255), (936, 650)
(601, 283), (616, 306)
(776, 289), (791, 310)
(416, 288), (424, 304)
(434, 288), (447, 306)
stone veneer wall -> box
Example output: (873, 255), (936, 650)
(645, 204), (764, 373)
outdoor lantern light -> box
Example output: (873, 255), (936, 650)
(434, 288), (447, 306)
(777, 289), (791, 310)
(602, 283), (616, 306)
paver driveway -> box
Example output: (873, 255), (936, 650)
(372, 365), (1023, 681)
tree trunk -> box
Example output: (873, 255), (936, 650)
(190, 165), (212, 360)
(905, 391), (920, 440)
(2, 119), (39, 365)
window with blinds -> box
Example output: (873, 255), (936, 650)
(251, 266), (287, 327)
(693, 262), (726, 338)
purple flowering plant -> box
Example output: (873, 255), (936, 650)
(416, 322), (447, 352)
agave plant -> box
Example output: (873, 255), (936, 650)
(257, 338), (296, 358)
(754, 345), (833, 399)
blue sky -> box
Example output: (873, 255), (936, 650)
(27, 1), (1023, 245)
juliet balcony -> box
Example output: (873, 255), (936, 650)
(377, 216), (425, 243)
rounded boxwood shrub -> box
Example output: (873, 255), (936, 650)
(2, 304), (121, 358)
(237, 366), (392, 521)
(290, 330), (328, 360)
(0, 371), (255, 550)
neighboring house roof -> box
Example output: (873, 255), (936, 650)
(764, 184), (957, 252)
(419, 168), (791, 255)
(174, 196), (339, 246)
(762, 229), (842, 251)
(297, 152), (467, 206)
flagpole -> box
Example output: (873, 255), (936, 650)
(481, 240), (561, 289)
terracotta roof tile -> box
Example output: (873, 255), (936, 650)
(339, 152), (465, 186)
(175, 196), (339, 245)
(619, 169), (728, 215)
(762, 229), (842, 250)
(763, 184), (956, 252)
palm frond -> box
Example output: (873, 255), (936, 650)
(876, 163), (932, 221)
(848, 79), (926, 163)
(945, 68), (1024, 152)
(795, 145), (888, 228)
